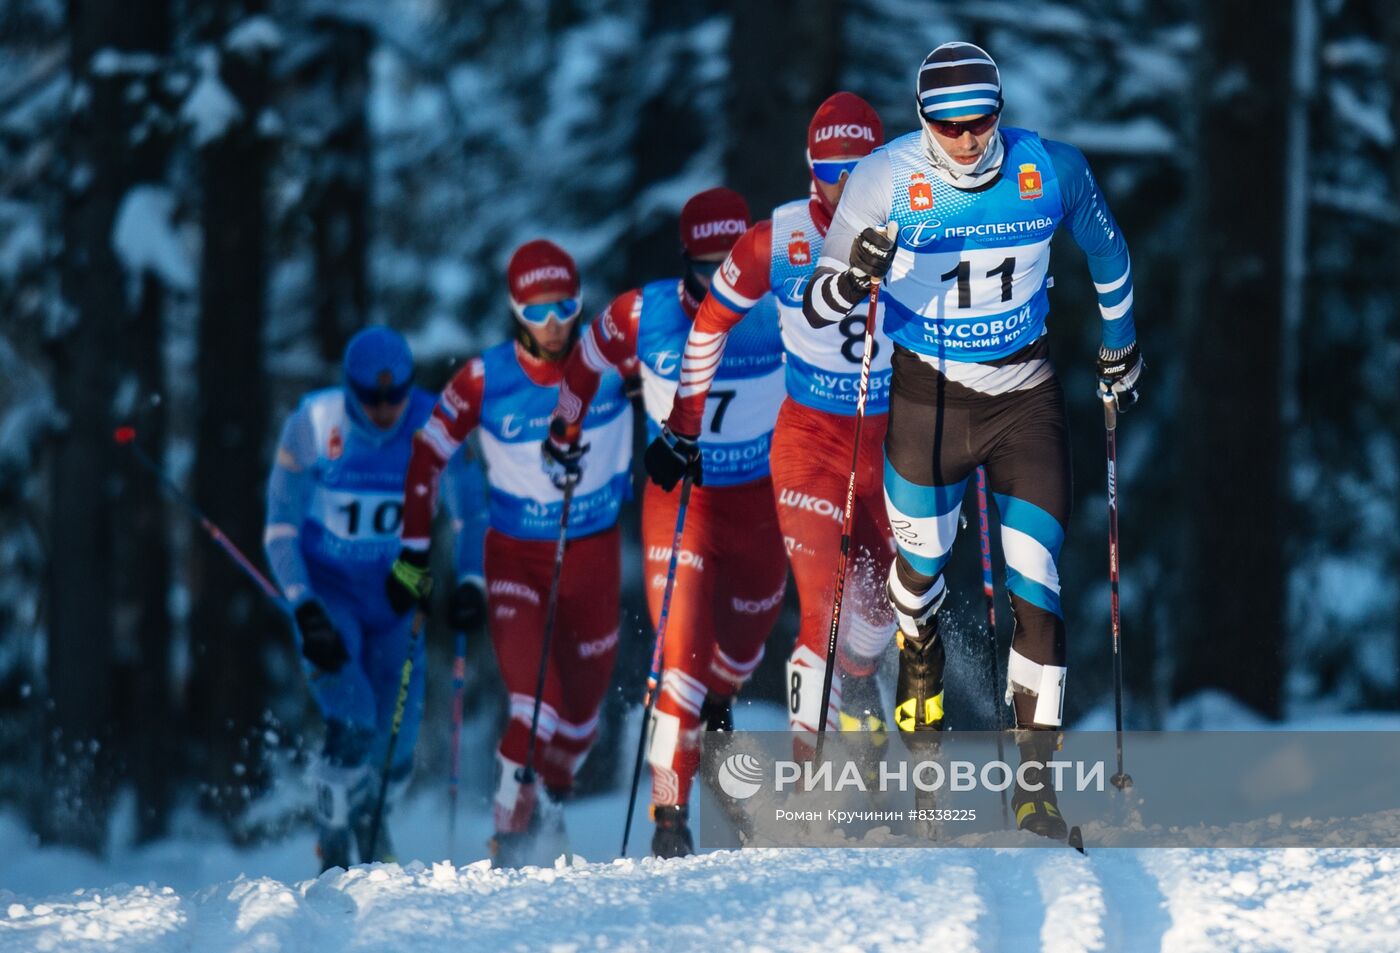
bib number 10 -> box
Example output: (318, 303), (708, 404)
(940, 256), (1016, 309)
(339, 499), (402, 537)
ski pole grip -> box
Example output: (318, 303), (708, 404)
(1102, 391), (1118, 432)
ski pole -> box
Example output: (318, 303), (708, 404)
(366, 609), (426, 862)
(113, 426), (290, 615)
(516, 478), (576, 789)
(1103, 394), (1132, 791)
(975, 465), (1010, 827)
(620, 473), (694, 857)
(447, 630), (467, 856)
(812, 271), (881, 763)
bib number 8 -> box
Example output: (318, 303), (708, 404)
(838, 313), (878, 364)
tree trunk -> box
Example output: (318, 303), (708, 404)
(114, 268), (175, 844)
(725, 0), (844, 217)
(307, 14), (372, 365)
(45, 0), (170, 852)
(1386, 0), (1400, 707)
(187, 1), (278, 823)
(1173, 2), (1291, 718)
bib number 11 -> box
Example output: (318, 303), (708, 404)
(940, 256), (1015, 308)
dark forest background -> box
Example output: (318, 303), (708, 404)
(1, 0), (1396, 854)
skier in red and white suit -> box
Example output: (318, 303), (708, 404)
(388, 240), (633, 867)
(549, 188), (788, 857)
(663, 93), (896, 753)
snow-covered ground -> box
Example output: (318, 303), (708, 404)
(5, 697), (1400, 952)
(5, 790), (1400, 951)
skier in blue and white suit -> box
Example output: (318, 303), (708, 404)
(803, 42), (1144, 840)
(264, 326), (487, 870)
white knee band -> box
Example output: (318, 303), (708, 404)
(786, 647), (838, 734)
(1005, 648), (1067, 728)
(887, 563), (946, 638)
(312, 760), (369, 828)
(841, 611), (896, 663)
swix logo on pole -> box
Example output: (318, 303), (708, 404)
(1107, 459), (1117, 508)
(813, 124), (876, 145)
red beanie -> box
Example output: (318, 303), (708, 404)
(678, 187), (751, 258)
(808, 91), (883, 160)
(507, 239), (579, 302)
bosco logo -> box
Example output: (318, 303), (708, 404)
(787, 230), (810, 266)
(716, 752), (765, 801)
(908, 172), (933, 211)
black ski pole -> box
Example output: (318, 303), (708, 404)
(366, 609), (427, 861)
(114, 426), (290, 615)
(515, 478), (576, 790)
(620, 473), (693, 857)
(1103, 395), (1132, 791)
(975, 465), (1010, 827)
(813, 270), (882, 763)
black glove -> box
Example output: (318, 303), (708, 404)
(837, 224), (898, 301)
(623, 374), (643, 400)
(385, 547), (432, 615)
(295, 601), (349, 673)
(540, 418), (589, 490)
(448, 578), (487, 631)
(644, 425), (703, 492)
(1096, 342), (1144, 412)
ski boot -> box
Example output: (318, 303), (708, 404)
(888, 568), (946, 749)
(700, 693), (734, 732)
(534, 786), (573, 866)
(351, 802), (396, 864)
(316, 826), (352, 873)
(1011, 729), (1069, 841)
(893, 630), (946, 741)
(312, 757), (367, 872)
(489, 831), (535, 869)
(650, 804), (694, 859)
(837, 668), (889, 788)
(838, 669), (889, 741)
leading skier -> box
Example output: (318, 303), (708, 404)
(804, 42), (1144, 839)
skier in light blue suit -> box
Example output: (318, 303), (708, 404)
(264, 326), (487, 870)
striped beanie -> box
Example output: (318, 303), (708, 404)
(916, 42), (1002, 121)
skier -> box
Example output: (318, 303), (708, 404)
(658, 92), (896, 757)
(546, 187), (787, 857)
(387, 239), (633, 867)
(264, 325), (485, 870)
(803, 42), (1144, 839)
